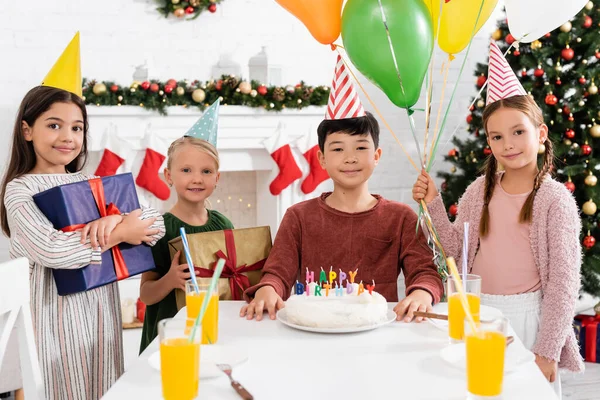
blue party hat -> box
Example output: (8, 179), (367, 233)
(184, 99), (220, 146)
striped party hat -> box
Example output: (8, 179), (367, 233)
(486, 40), (527, 105)
(325, 55), (366, 120)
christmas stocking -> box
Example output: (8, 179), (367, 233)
(136, 133), (170, 200)
(95, 125), (133, 176)
(297, 132), (329, 194)
(263, 124), (302, 196)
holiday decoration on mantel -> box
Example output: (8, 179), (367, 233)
(81, 76), (329, 115)
(263, 123), (303, 196)
(156, 0), (223, 20)
(438, 4), (600, 296)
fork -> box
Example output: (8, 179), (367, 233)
(217, 363), (254, 400)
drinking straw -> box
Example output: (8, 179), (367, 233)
(446, 257), (478, 335)
(463, 222), (469, 290)
(179, 227), (199, 293)
(188, 258), (225, 343)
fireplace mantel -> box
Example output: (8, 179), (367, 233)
(86, 105), (331, 235)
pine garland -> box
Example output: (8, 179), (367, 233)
(156, 0), (223, 19)
(82, 76), (330, 115)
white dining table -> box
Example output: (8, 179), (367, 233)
(102, 301), (557, 400)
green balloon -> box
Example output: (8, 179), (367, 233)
(341, 0), (433, 109)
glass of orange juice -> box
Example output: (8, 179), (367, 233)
(159, 318), (201, 400)
(447, 274), (481, 342)
(186, 280), (219, 344)
(465, 317), (508, 399)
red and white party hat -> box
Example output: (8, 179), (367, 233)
(325, 55), (366, 120)
(486, 40), (527, 105)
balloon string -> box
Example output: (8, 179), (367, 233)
(427, 57), (451, 165)
(332, 45), (419, 171)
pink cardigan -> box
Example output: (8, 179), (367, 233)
(428, 173), (584, 372)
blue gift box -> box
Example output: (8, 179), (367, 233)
(33, 173), (155, 295)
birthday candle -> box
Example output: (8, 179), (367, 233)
(357, 280), (364, 295)
(323, 282), (331, 296)
(306, 268), (314, 283)
(314, 285), (322, 296)
(306, 281), (310, 296)
(329, 266), (337, 284)
(296, 280), (305, 295)
(366, 279), (375, 295)
(338, 269), (347, 286)
(348, 269), (358, 284)
(335, 282), (344, 296)
(319, 267), (327, 284)
(346, 279), (354, 294)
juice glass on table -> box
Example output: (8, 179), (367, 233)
(465, 317), (508, 399)
(159, 318), (201, 400)
(447, 274), (481, 342)
(186, 280), (219, 344)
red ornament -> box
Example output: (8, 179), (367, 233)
(534, 67), (545, 78)
(582, 144), (592, 155)
(513, 50), (521, 56)
(141, 81), (150, 90)
(583, 15), (593, 28)
(449, 204), (458, 217)
(448, 149), (458, 157)
(149, 83), (159, 93)
(544, 93), (558, 105)
(166, 79), (177, 87)
(215, 80), (223, 91)
(466, 115), (473, 124)
(476, 75), (487, 88)
(544, 33), (551, 38)
(565, 129), (576, 139)
(505, 34), (515, 45)
(556, 78), (562, 85)
(257, 84), (268, 96)
(583, 235), (596, 249)
(208, 3), (217, 13)
(185, 6), (195, 14)
(563, 106), (571, 114)
(164, 85), (174, 94)
(561, 47), (574, 61)
(521, 69), (527, 77)
(579, 76), (587, 84)
(565, 181), (575, 193)
(110, 84), (119, 93)
(469, 105), (475, 111)
(569, 113), (574, 122)
(483, 147), (493, 156)
(596, 50), (600, 59)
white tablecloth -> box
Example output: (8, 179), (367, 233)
(102, 302), (557, 400)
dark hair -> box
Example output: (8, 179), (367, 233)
(479, 95), (553, 237)
(1, 86), (89, 237)
(317, 111), (380, 152)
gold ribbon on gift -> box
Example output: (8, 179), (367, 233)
(169, 226), (272, 309)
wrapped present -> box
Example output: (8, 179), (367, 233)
(168, 227), (272, 306)
(33, 173), (155, 295)
(574, 314), (600, 363)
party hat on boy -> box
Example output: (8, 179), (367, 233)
(42, 32), (82, 98)
(325, 55), (366, 120)
(184, 99), (220, 146)
(486, 40), (526, 105)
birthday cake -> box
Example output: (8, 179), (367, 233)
(284, 269), (389, 329)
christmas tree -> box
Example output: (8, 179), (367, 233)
(438, 2), (600, 296)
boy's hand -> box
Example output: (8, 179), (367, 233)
(239, 285), (284, 321)
(81, 214), (123, 248)
(412, 169), (439, 205)
(393, 289), (433, 323)
(164, 250), (199, 291)
(535, 354), (558, 383)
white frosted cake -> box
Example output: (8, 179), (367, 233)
(284, 282), (389, 329)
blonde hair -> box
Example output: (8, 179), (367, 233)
(479, 95), (553, 237)
(166, 136), (220, 170)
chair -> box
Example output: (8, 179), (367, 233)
(0, 258), (44, 399)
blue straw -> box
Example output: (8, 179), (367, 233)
(179, 227), (200, 293)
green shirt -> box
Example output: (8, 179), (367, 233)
(139, 210), (234, 353)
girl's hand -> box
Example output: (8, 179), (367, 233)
(535, 354), (558, 382)
(412, 169), (439, 205)
(164, 250), (200, 291)
(81, 214), (123, 248)
(118, 209), (160, 245)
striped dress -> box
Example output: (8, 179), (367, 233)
(5, 173), (166, 400)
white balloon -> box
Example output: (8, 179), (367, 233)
(505, 0), (588, 43)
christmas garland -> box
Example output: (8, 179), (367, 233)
(156, 0), (222, 19)
(82, 76), (330, 115)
